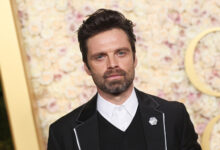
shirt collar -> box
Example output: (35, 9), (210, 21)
(97, 88), (138, 118)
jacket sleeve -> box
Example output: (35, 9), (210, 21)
(47, 124), (62, 150)
(180, 103), (202, 150)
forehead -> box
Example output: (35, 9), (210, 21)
(86, 28), (131, 55)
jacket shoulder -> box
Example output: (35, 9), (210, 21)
(139, 89), (184, 106)
(143, 92), (189, 124)
(151, 94), (185, 109)
(49, 103), (85, 130)
(137, 89), (186, 114)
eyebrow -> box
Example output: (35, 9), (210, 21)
(90, 47), (131, 58)
(115, 47), (130, 52)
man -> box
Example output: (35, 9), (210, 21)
(48, 9), (201, 150)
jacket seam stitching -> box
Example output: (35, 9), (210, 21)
(162, 113), (168, 150)
(73, 128), (82, 150)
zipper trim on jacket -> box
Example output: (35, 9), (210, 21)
(162, 113), (168, 150)
(73, 128), (82, 150)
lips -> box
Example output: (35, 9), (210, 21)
(106, 74), (124, 79)
(104, 69), (126, 79)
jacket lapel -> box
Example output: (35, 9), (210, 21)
(73, 94), (100, 150)
(136, 89), (166, 150)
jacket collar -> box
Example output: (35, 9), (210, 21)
(76, 93), (98, 123)
(135, 88), (160, 110)
(73, 94), (100, 150)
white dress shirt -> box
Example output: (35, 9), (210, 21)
(97, 88), (138, 131)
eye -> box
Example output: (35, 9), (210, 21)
(117, 50), (126, 56)
(95, 54), (105, 60)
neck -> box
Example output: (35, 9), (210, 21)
(97, 84), (134, 105)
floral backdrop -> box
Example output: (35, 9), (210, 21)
(15, 0), (220, 149)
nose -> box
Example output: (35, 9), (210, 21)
(107, 55), (118, 69)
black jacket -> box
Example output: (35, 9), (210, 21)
(48, 88), (201, 150)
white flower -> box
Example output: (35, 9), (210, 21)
(39, 70), (54, 85)
(55, 0), (68, 11)
(65, 100), (80, 113)
(210, 77), (220, 91)
(41, 28), (54, 39)
(31, 0), (46, 11)
(64, 86), (78, 99)
(120, 0), (134, 12)
(171, 71), (185, 83)
(28, 20), (42, 35)
(58, 56), (76, 73)
(29, 59), (43, 78)
(39, 39), (54, 50)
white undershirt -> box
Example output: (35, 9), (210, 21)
(97, 88), (138, 131)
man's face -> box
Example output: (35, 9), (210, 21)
(84, 28), (137, 95)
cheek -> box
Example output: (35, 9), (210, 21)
(90, 64), (107, 75)
(120, 57), (135, 70)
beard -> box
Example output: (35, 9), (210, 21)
(91, 68), (135, 95)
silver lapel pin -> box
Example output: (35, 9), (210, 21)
(149, 117), (158, 126)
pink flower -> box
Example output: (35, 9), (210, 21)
(18, 10), (23, 18)
(212, 69), (220, 77)
(157, 90), (166, 99)
(196, 122), (207, 135)
(53, 74), (62, 81)
(76, 12), (84, 22)
(177, 40), (184, 48)
(69, 24), (75, 32)
(187, 92), (201, 104)
(27, 55), (31, 61)
(201, 11), (207, 16)
(163, 40), (174, 49)
(194, 48), (200, 63)
(58, 48), (67, 56)
(47, 98), (59, 113)
(164, 56), (172, 62)
(187, 93), (197, 104)
(179, 30), (185, 37)
(210, 16), (217, 23)
(168, 9), (181, 24)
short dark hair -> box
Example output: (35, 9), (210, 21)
(77, 8), (136, 67)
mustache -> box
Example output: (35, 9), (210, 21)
(103, 69), (126, 79)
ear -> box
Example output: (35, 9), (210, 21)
(134, 55), (138, 68)
(84, 63), (91, 75)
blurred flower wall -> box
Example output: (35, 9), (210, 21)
(15, 0), (220, 149)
